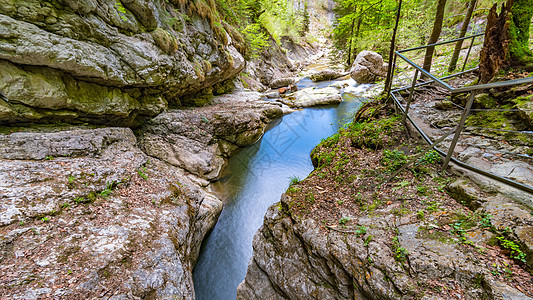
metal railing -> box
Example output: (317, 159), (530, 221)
(389, 34), (533, 195)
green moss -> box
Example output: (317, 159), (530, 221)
(509, 0), (533, 63)
(152, 27), (179, 54)
(473, 93), (498, 109)
(466, 111), (514, 131)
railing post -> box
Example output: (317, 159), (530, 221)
(403, 69), (419, 123)
(462, 35), (476, 72)
(388, 52), (398, 97)
(443, 90), (477, 169)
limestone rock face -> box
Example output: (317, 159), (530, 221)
(0, 0), (245, 125)
(350, 51), (388, 84)
(238, 192), (532, 299)
(280, 87), (342, 108)
(0, 127), (222, 299)
(138, 98), (283, 180)
(0, 99), (283, 298)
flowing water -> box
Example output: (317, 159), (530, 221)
(193, 80), (370, 300)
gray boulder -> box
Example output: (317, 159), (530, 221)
(270, 77), (300, 89)
(138, 99), (283, 180)
(280, 87), (342, 108)
(350, 51), (388, 84)
(309, 70), (346, 82)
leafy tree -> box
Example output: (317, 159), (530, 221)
(332, 0), (432, 67)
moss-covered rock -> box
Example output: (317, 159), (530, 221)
(513, 94), (533, 126)
(0, 0), (246, 125)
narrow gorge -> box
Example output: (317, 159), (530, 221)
(1, 0), (533, 299)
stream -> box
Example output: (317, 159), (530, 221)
(192, 79), (371, 300)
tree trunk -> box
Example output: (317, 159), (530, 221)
(422, 0), (447, 74)
(448, 0), (477, 72)
(384, 0), (403, 96)
(508, 0), (533, 64)
(347, 16), (356, 66)
(479, 1), (511, 83)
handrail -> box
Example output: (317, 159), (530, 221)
(391, 90), (533, 196)
(394, 33), (533, 94)
(390, 33), (533, 197)
(397, 33), (484, 53)
(452, 76), (533, 93)
(395, 52), (454, 90)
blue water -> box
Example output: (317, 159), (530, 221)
(192, 97), (365, 300)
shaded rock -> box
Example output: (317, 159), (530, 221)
(350, 51), (388, 84)
(0, 1), (245, 125)
(245, 37), (299, 89)
(138, 100), (283, 180)
(513, 94), (533, 126)
(270, 77), (300, 89)
(279, 87), (342, 108)
(309, 69), (346, 82)
(434, 100), (455, 110)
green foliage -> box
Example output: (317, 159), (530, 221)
(381, 149), (407, 172)
(305, 192), (315, 204)
(354, 225), (367, 236)
(339, 216), (350, 224)
(418, 150), (441, 165)
(348, 116), (402, 149)
(99, 181), (117, 198)
(392, 236), (408, 262)
(288, 175), (301, 187)
(115, 1), (128, 21)
(211, 0), (310, 54)
(287, 185), (302, 194)
(497, 236), (526, 263)
(242, 23), (270, 58)
(509, 0), (533, 63)
(259, 1), (305, 44)
(332, 0), (472, 65)
(138, 167), (149, 180)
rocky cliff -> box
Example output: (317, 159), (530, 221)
(0, 0), (247, 126)
(0, 98), (283, 298)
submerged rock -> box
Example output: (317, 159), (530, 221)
(350, 51), (388, 84)
(279, 87), (342, 108)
